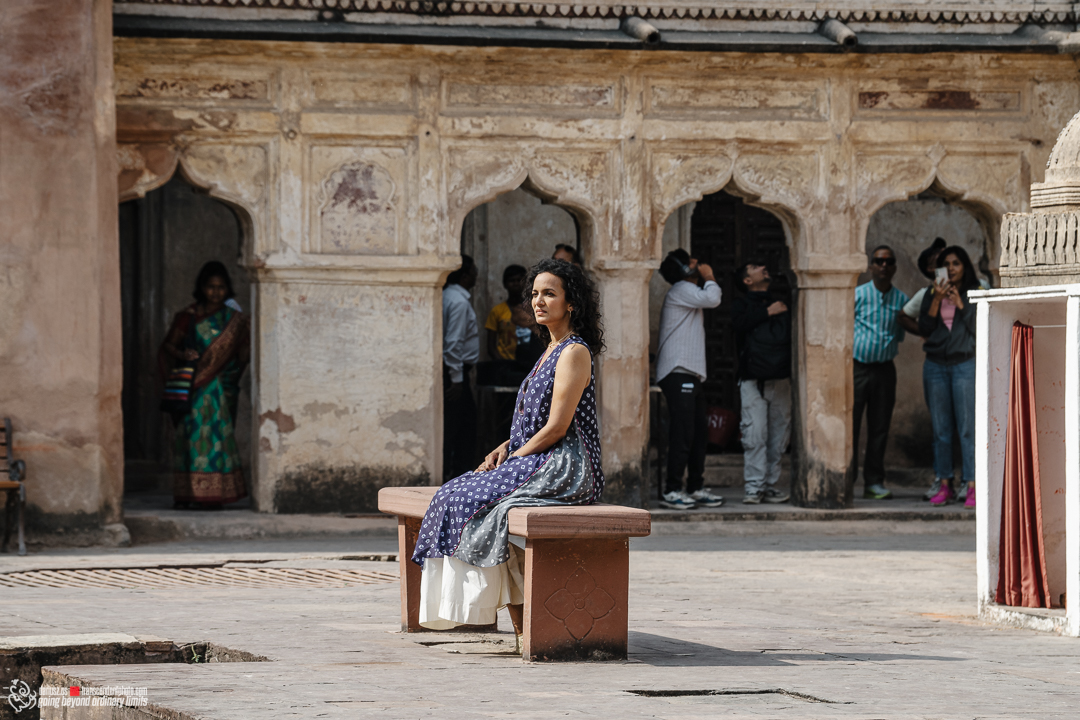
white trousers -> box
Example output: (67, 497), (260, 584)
(739, 378), (792, 494)
(419, 542), (525, 630)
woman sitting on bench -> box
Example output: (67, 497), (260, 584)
(412, 258), (605, 652)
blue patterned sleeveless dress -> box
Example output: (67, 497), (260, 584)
(412, 335), (603, 569)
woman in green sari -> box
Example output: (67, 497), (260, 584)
(161, 262), (250, 508)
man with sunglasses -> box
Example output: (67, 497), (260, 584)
(852, 245), (909, 500)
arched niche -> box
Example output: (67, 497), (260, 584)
(448, 177), (583, 480)
(857, 182), (993, 492)
(118, 169), (255, 502)
(649, 184), (793, 476)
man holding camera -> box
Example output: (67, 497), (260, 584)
(655, 249), (725, 510)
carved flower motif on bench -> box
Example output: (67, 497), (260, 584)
(543, 567), (615, 640)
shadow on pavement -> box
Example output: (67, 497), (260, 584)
(628, 631), (966, 667)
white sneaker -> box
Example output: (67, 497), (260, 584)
(659, 491), (697, 510)
(689, 489), (725, 508)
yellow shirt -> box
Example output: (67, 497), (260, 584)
(484, 302), (517, 360)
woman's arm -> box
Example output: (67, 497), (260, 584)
(511, 344), (592, 458)
(162, 313), (198, 362)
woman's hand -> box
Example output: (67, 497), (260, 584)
(944, 284), (964, 310)
(476, 441), (511, 472)
(183, 349), (200, 362)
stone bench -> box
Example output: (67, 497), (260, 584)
(378, 486), (651, 661)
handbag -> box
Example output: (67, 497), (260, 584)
(160, 365), (195, 414)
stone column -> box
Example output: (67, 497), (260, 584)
(0, 0), (124, 541)
(252, 267), (443, 513)
(592, 265), (652, 508)
(791, 271), (861, 509)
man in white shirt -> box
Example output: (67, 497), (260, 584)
(443, 255), (479, 480)
(655, 249), (725, 510)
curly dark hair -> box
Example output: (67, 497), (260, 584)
(523, 259), (605, 355)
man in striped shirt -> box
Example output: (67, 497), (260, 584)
(852, 245), (909, 500)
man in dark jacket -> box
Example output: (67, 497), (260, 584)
(731, 260), (792, 504)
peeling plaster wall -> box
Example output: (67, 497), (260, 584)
(0, 0), (122, 538)
(256, 280), (435, 512)
(111, 38), (1079, 510)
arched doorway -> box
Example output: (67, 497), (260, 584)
(649, 188), (792, 498)
(860, 190), (990, 496)
(119, 173), (253, 502)
(445, 186), (579, 481)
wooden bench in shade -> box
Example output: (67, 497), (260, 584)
(1, 418), (27, 556)
(378, 486), (651, 661)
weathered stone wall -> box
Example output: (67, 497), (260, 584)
(112, 38), (1075, 510)
(0, 0), (123, 541)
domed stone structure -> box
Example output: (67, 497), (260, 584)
(1001, 110), (1080, 286)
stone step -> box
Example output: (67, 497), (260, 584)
(699, 454), (935, 489)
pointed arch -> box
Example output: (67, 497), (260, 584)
(118, 143), (266, 269)
(446, 148), (610, 268)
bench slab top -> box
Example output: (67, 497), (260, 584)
(378, 486), (651, 539)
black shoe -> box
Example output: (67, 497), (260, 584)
(762, 488), (790, 504)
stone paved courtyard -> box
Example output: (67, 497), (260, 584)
(2, 528), (1077, 719)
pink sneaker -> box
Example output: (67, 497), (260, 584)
(964, 486), (976, 509)
(929, 483), (955, 506)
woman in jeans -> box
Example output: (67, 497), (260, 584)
(917, 246), (980, 508)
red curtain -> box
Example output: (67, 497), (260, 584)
(995, 322), (1051, 608)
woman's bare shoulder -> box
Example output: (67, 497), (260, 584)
(556, 342), (592, 369)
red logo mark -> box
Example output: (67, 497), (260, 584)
(69, 687), (80, 697)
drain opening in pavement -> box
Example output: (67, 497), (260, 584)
(0, 564), (398, 590)
(628, 688), (848, 704)
(3, 639), (269, 720)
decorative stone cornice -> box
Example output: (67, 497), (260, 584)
(115, 1), (1080, 25)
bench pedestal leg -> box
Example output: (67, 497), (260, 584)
(397, 516), (423, 632)
(523, 537), (629, 662)
(395, 515), (498, 633)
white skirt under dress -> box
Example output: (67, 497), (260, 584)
(419, 538), (525, 629)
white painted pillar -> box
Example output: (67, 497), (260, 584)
(975, 295), (992, 613)
(1065, 295), (1080, 636)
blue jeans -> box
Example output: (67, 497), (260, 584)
(923, 358), (976, 483)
